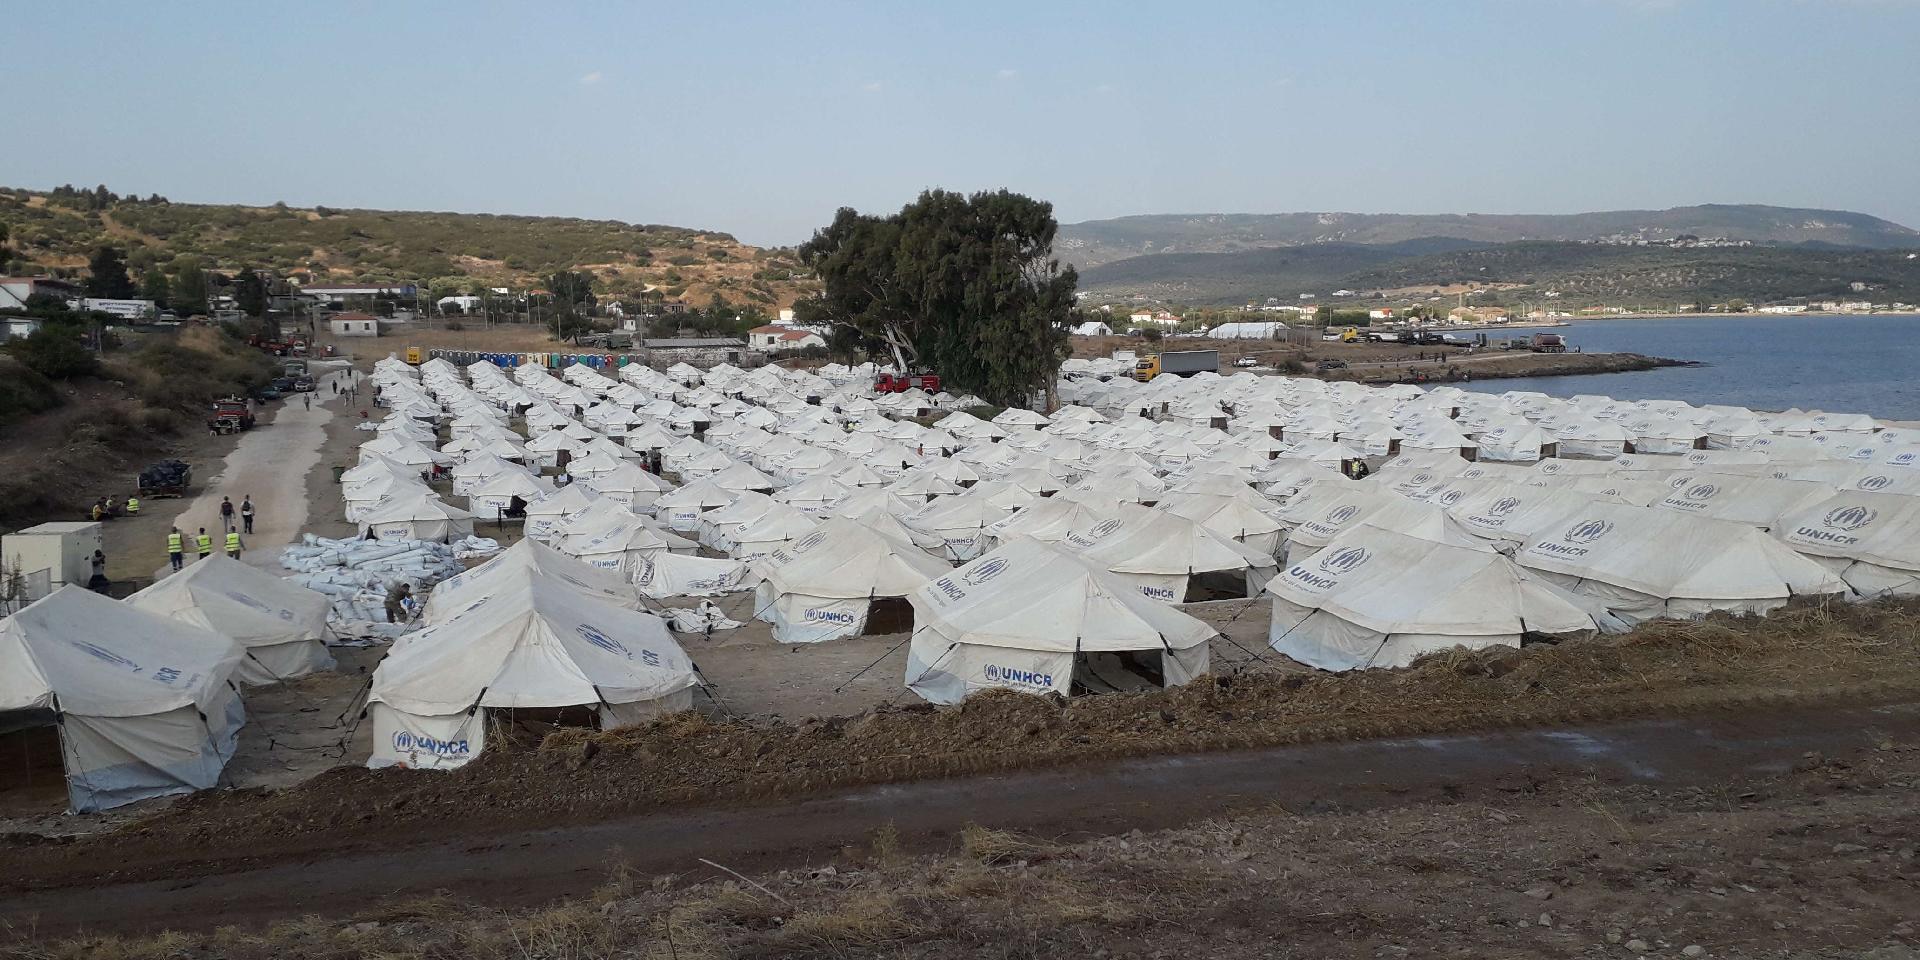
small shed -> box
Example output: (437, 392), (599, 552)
(329, 312), (380, 337)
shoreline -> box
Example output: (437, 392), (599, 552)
(1317, 351), (1690, 386)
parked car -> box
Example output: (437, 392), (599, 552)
(1233, 356), (1260, 368)
(1315, 360), (1349, 372)
(293, 376), (316, 392)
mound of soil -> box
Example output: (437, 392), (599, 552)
(24, 597), (1916, 881)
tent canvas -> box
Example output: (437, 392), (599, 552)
(904, 538), (1215, 704)
(752, 518), (952, 643)
(0, 587), (246, 812)
(369, 579), (698, 770)
(1265, 524), (1594, 671)
(128, 555), (335, 685)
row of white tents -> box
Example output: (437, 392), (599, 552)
(0, 558), (336, 811)
(353, 352), (1916, 692)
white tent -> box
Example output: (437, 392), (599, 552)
(654, 478), (738, 531)
(128, 556), (335, 685)
(751, 518), (952, 643)
(466, 468), (556, 520)
(1265, 525), (1594, 671)
(1773, 491), (1920, 597)
(357, 494), (475, 542)
(634, 551), (755, 599)
(524, 484), (604, 541)
(0, 587), (246, 812)
(368, 579), (698, 770)
(1513, 502), (1846, 630)
(903, 537), (1215, 704)
(423, 539), (642, 624)
(1074, 507), (1279, 602)
(578, 462), (675, 512)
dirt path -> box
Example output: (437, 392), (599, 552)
(153, 362), (350, 575)
(3, 700), (1914, 936)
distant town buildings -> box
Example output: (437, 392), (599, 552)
(0, 276), (80, 311)
(746, 324), (826, 351)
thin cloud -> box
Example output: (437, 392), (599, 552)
(862, 81), (884, 92)
(578, 71), (603, 86)
(996, 67), (1019, 80)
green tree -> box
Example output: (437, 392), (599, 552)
(6, 325), (99, 379)
(1726, 298), (1750, 313)
(233, 267), (269, 317)
(173, 259), (210, 315)
(543, 269), (597, 340)
(85, 245), (137, 299)
(140, 267), (170, 308)
(797, 189), (1078, 408)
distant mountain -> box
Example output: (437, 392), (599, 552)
(1078, 239), (1920, 306)
(1060, 204), (1920, 270)
(0, 185), (813, 307)
(1076, 238), (1491, 304)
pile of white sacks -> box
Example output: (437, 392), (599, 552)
(332, 349), (1918, 702)
(281, 535), (471, 639)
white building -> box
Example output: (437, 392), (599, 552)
(747, 324), (826, 351)
(329, 313), (380, 337)
(1071, 320), (1114, 336)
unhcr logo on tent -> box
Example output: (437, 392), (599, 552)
(1825, 505), (1877, 532)
(576, 624), (631, 659)
(392, 730), (470, 758)
(1489, 497), (1522, 517)
(803, 608), (859, 625)
(790, 531), (827, 554)
(1318, 546), (1370, 575)
(1438, 489), (1465, 506)
(70, 641), (141, 674)
(1894, 452), (1917, 466)
(962, 557), (1010, 586)
(636, 560), (656, 587)
(984, 664), (1053, 689)
(1565, 519), (1612, 544)
(1859, 475), (1893, 491)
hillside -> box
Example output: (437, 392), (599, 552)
(0, 186), (815, 308)
(1060, 204), (1920, 269)
(1075, 238), (1490, 303)
(1079, 240), (1920, 306)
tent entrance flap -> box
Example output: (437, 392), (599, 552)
(1073, 651), (1166, 695)
(863, 597), (914, 636)
(0, 711), (66, 808)
(1185, 569), (1255, 603)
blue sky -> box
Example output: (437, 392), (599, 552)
(6, 0), (1918, 246)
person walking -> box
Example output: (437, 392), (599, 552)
(195, 527), (213, 561)
(225, 529), (242, 559)
(241, 496), (255, 534)
(219, 496), (235, 533)
(167, 528), (184, 572)
(303, 393), (311, 411)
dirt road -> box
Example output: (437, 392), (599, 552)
(153, 361), (350, 575)
(4, 701), (1914, 936)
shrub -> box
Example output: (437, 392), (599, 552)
(0, 356), (61, 428)
(6, 326), (99, 379)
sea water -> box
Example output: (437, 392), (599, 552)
(1460, 314), (1920, 420)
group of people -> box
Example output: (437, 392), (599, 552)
(162, 495), (256, 572)
(88, 496), (138, 521)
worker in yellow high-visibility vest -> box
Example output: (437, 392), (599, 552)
(195, 529), (213, 561)
(225, 530), (242, 559)
(166, 528), (184, 572)
(125, 496), (140, 517)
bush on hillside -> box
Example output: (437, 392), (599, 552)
(0, 356), (61, 429)
(5, 326), (99, 379)
(116, 331), (278, 413)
